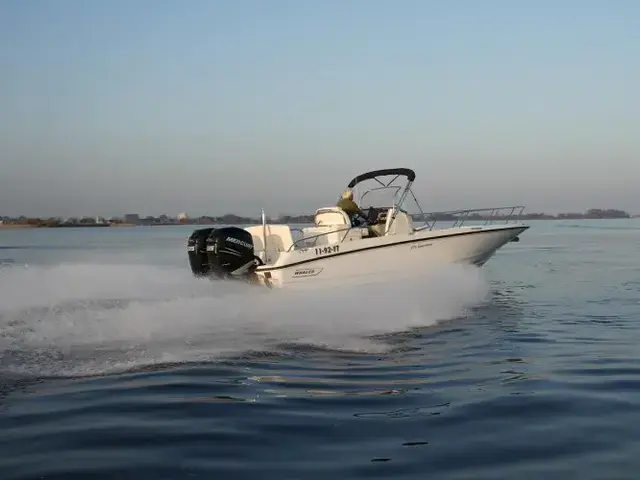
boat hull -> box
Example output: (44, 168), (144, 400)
(254, 224), (528, 288)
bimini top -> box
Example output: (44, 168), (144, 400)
(346, 168), (416, 189)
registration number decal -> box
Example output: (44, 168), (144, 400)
(315, 245), (339, 255)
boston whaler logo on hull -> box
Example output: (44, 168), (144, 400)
(292, 267), (323, 278)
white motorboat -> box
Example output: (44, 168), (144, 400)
(186, 168), (529, 288)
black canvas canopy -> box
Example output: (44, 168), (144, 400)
(346, 168), (416, 189)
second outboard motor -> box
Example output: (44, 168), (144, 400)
(205, 226), (261, 279)
(187, 228), (217, 277)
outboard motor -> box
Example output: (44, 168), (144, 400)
(187, 228), (217, 277)
(205, 226), (262, 279)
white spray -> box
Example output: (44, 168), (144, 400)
(0, 262), (490, 377)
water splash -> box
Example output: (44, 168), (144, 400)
(0, 262), (490, 377)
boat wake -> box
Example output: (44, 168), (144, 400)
(0, 262), (490, 378)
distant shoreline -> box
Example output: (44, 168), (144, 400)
(0, 223), (138, 229)
(1, 208), (635, 228)
(0, 224), (39, 229)
(1, 217), (637, 229)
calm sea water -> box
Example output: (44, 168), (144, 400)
(1, 220), (640, 479)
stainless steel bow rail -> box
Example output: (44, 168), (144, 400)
(416, 205), (526, 230)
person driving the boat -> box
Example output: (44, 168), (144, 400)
(337, 188), (368, 226)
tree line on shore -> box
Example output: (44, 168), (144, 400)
(1, 208), (633, 227)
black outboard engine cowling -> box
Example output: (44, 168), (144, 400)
(205, 227), (260, 279)
(187, 227), (217, 277)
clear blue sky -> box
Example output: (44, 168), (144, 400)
(1, 0), (638, 217)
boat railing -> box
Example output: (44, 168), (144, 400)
(414, 205), (526, 231)
(287, 226), (354, 252)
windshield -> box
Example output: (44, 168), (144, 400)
(349, 174), (422, 217)
(357, 186), (402, 210)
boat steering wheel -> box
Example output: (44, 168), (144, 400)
(350, 207), (380, 228)
(364, 207), (385, 225)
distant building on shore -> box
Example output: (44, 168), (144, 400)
(124, 214), (140, 224)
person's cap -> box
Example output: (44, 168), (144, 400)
(341, 189), (353, 200)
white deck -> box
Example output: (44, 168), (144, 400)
(244, 205), (414, 263)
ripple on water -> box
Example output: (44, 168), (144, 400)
(3, 334), (639, 479)
(3, 228), (640, 479)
